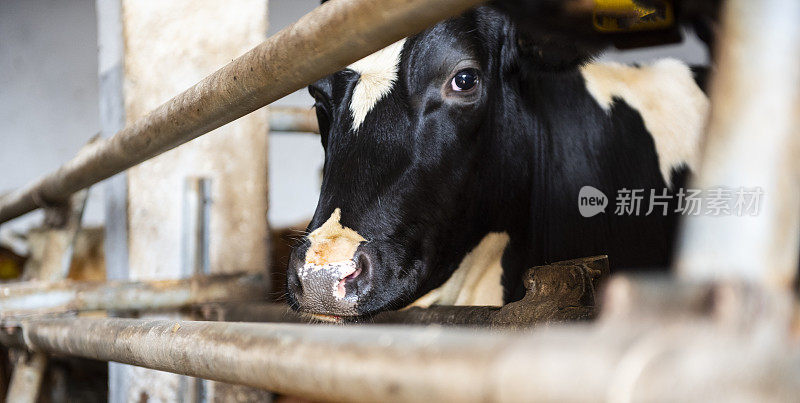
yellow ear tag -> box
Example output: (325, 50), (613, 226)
(593, 0), (674, 33)
(0, 259), (21, 280)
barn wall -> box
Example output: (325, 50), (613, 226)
(0, 0), (103, 250)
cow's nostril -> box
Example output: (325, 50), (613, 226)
(333, 252), (372, 300)
(352, 251), (372, 282)
(344, 266), (361, 282)
(341, 252), (370, 287)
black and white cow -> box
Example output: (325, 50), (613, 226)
(286, 4), (709, 318)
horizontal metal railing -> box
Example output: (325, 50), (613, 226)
(0, 273), (267, 319)
(1, 313), (795, 402)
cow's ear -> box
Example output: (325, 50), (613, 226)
(491, 1), (605, 71)
(514, 30), (601, 71)
(495, 16), (598, 74)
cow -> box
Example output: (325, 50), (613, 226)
(285, 4), (710, 319)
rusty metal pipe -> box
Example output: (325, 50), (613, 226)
(204, 302), (499, 326)
(4, 316), (798, 402)
(0, 0), (485, 224)
(0, 273), (267, 319)
(18, 318), (509, 402)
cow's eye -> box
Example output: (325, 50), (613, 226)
(451, 69), (479, 92)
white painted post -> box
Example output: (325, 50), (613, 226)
(675, 0), (800, 288)
(96, 1), (270, 401)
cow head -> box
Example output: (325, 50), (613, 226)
(286, 7), (590, 317)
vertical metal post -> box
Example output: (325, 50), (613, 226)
(22, 189), (89, 282)
(5, 186), (89, 402)
(5, 352), (47, 403)
(97, 1), (131, 400)
(675, 0), (800, 288)
(181, 177), (212, 403)
(4, 136), (98, 402)
(182, 177), (211, 277)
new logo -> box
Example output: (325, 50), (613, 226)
(578, 186), (608, 218)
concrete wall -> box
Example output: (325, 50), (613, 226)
(122, 0), (270, 281)
(107, 1), (270, 401)
(0, 0), (103, 249)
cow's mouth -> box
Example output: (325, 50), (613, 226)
(308, 313), (345, 323)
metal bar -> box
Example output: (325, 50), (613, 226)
(5, 352), (47, 403)
(180, 178), (213, 403)
(0, 273), (267, 319)
(207, 302), (574, 327)
(6, 185), (91, 402)
(675, 0), (800, 287)
(21, 189), (89, 282)
(182, 177), (212, 276)
(22, 140), (96, 282)
(2, 316), (796, 402)
(0, 0), (485, 225)
(202, 302), (497, 326)
(268, 106), (319, 133)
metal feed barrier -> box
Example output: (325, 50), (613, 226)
(0, 0), (799, 401)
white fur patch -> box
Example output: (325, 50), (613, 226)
(409, 232), (509, 308)
(304, 208), (366, 265)
(581, 59), (710, 185)
(347, 39), (406, 132)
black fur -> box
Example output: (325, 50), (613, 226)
(287, 6), (704, 316)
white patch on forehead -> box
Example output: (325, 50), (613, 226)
(408, 232), (509, 308)
(581, 59), (710, 186)
(347, 39), (406, 132)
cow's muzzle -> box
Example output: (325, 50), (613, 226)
(288, 249), (373, 316)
